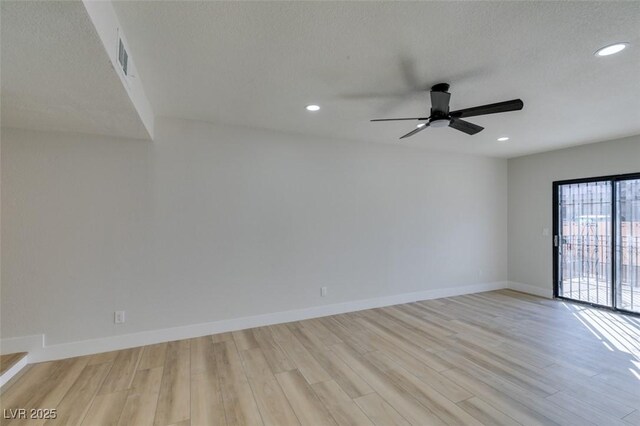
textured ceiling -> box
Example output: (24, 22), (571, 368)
(2, 2), (639, 157)
(1, 1), (149, 140)
(112, 1), (640, 157)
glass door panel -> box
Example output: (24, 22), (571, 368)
(557, 181), (612, 306)
(616, 179), (640, 313)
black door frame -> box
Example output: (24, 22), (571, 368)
(552, 172), (640, 317)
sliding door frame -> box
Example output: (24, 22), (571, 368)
(553, 172), (640, 316)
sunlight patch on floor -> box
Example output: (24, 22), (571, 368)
(571, 306), (640, 360)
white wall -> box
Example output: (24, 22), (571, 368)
(1, 119), (507, 347)
(507, 135), (640, 296)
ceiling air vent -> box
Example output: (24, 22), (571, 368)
(118, 38), (128, 76)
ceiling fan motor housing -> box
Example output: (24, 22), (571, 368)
(430, 118), (450, 128)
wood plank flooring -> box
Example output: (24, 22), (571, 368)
(2, 290), (639, 425)
(1, 353), (28, 376)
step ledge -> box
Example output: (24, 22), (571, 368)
(0, 354), (29, 389)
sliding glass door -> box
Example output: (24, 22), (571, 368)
(616, 178), (640, 313)
(554, 173), (640, 315)
(556, 181), (612, 306)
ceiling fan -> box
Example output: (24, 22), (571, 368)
(371, 83), (523, 139)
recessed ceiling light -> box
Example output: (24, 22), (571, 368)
(305, 104), (320, 111)
(416, 123), (426, 128)
(497, 137), (509, 142)
(595, 42), (629, 57)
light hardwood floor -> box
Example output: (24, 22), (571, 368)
(2, 290), (640, 425)
(1, 353), (28, 376)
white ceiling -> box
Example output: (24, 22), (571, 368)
(1, 1), (149, 140)
(2, 2), (639, 157)
(112, 1), (640, 157)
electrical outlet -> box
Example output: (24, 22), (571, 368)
(114, 311), (126, 324)
(321, 286), (327, 297)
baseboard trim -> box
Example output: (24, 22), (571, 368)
(0, 354), (29, 389)
(3, 281), (507, 363)
(507, 281), (553, 298)
(0, 334), (44, 356)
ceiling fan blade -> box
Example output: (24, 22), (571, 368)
(449, 118), (484, 135)
(371, 117), (427, 122)
(450, 99), (523, 118)
(430, 90), (451, 114)
(400, 123), (429, 139)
